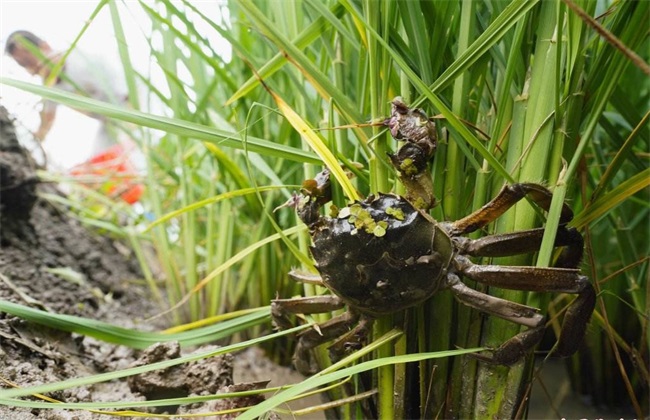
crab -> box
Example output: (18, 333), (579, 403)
(272, 98), (596, 375)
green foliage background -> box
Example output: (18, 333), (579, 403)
(1, 0), (647, 418)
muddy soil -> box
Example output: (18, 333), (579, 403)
(0, 103), (150, 419)
(0, 106), (318, 419)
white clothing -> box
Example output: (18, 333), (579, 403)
(42, 49), (130, 160)
(43, 49), (129, 119)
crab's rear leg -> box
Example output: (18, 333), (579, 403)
(271, 292), (365, 374)
(453, 255), (596, 364)
(446, 273), (547, 364)
(447, 183), (574, 236)
(271, 294), (344, 330)
(327, 316), (374, 363)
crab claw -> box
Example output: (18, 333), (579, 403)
(273, 192), (303, 213)
(301, 169), (332, 198)
(274, 169), (333, 220)
(385, 97), (437, 159)
(294, 169), (333, 226)
(388, 143), (436, 210)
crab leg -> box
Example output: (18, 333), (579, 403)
(456, 226), (584, 268)
(288, 269), (327, 285)
(295, 309), (359, 374)
(388, 143), (436, 210)
(327, 316), (374, 363)
(271, 295), (344, 330)
(446, 274), (544, 328)
(447, 183), (574, 235)
(446, 273), (547, 364)
(454, 255), (596, 361)
(271, 295), (366, 374)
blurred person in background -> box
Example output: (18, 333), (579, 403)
(4, 30), (143, 204)
(5, 30), (128, 147)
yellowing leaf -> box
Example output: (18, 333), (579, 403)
(270, 91), (360, 201)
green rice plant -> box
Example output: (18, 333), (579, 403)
(2, 0), (647, 417)
(222, 1), (648, 417)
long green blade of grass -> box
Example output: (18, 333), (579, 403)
(0, 323), (308, 400)
(238, 347), (485, 420)
(0, 300), (269, 350)
(571, 168), (650, 229)
(144, 185), (293, 232)
(0, 78), (320, 164)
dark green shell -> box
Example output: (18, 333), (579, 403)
(309, 193), (452, 316)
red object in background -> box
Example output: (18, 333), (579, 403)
(69, 144), (144, 204)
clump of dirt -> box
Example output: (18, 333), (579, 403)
(0, 106), (284, 419)
(128, 342), (278, 419)
(129, 342), (232, 403)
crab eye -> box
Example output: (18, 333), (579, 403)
(301, 179), (318, 194)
